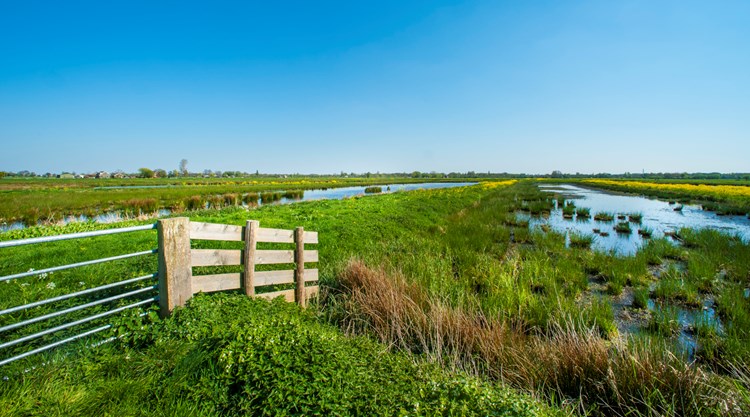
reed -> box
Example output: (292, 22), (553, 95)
(594, 212), (614, 222)
(569, 232), (594, 249)
(614, 221), (632, 234)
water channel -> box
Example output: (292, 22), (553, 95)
(0, 182), (477, 233)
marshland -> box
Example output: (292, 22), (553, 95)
(1, 178), (749, 416)
(3, 2), (750, 415)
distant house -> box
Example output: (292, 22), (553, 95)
(111, 171), (126, 179)
(96, 171), (110, 179)
(58, 173), (75, 179)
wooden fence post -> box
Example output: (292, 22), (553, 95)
(243, 220), (259, 296)
(294, 226), (305, 307)
(157, 217), (192, 317)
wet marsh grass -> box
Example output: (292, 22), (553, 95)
(628, 212), (643, 223)
(568, 232), (593, 249)
(614, 221), (632, 234)
(583, 178), (750, 218)
(593, 211), (614, 222)
(0, 176), (448, 226)
(2, 180), (750, 416)
(638, 225), (653, 238)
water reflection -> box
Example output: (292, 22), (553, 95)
(529, 184), (750, 255)
(0, 182), (476, 232)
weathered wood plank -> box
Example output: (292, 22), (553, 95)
(255, 249), (294, 265)
(294, 227), (305, 307)
(303, 231), (319, 244)
(191, 249), (316, 267)
(256, 288), (295, 302)
(158, 218), (193, 317)
(306, 285), (319, 300)
(189, 221), (243, 241)
(304, 250), (319, 263)
(243, 220), (259, 296)
(252, 269), (319, 286)
(192, 273), (241, 294)
(305, 268), (319, 282)
(191, 249), (241, 267)
(256, 227), (294, 243)
(254, 270), (294, 286)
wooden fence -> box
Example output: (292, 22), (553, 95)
(157, 217), (319, 317)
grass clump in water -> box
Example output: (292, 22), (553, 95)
(614, 222), (632, 234)
(569, 232), (594, 249)
(364, 186), (382, 194)
(575, 207), (591, 219)
(594, 211), (614, 222)
(628, 212), (643, 223)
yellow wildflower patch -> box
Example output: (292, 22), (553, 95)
(481, 180), (516, 189)
(584, 179), (750, 199)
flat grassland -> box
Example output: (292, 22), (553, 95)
(0, 175), (457, 225)
(1, 180), (749, 416)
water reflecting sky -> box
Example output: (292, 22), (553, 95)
(530, 184), (750, 255)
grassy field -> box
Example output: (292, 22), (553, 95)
(1, 180), (749, 416)
(0, 175), (461, 226)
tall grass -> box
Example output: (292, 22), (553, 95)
(335, 260), (735, 416)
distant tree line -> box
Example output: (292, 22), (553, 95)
(2, 168), (749, 181)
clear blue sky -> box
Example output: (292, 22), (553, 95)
(1, 0), (748, 175)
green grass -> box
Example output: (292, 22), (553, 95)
(568, 232), (594, 249)
(2, 180), (750, 416)
(0, 176), (461, 225)
(575, 207), (590, 219)
(363, 186), (382, 194)
(614, 221), (632, 234)
(647, 304), (681, 336)
(0, 294), (555, 417)
(628, 212), (643, 223)
(632, 287), (649, 309)
(593, 211), (614, 222)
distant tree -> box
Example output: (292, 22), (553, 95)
(551, 170), (563, 178)
(203, 169), (212, 177)
(0, 171), (5, 179)
(179, 159), (188, 176)
(138, 168), (155, 178)
(154, 169), (167, 178)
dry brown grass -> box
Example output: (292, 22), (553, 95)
(336, 259), (745, 416)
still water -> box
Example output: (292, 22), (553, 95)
(0, 182), (476, 232)
(530, 184), (750, 255)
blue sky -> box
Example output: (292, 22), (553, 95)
(1, 0), (748, 174)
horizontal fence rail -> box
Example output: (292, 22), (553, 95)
(158, 219), (320, 314)
(0, 249), (158, 283)
(0, 273), (157, 316)
(0, 224), (157, 249)
(1, 218), (320, 368)
(0, 224), (159, 368)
